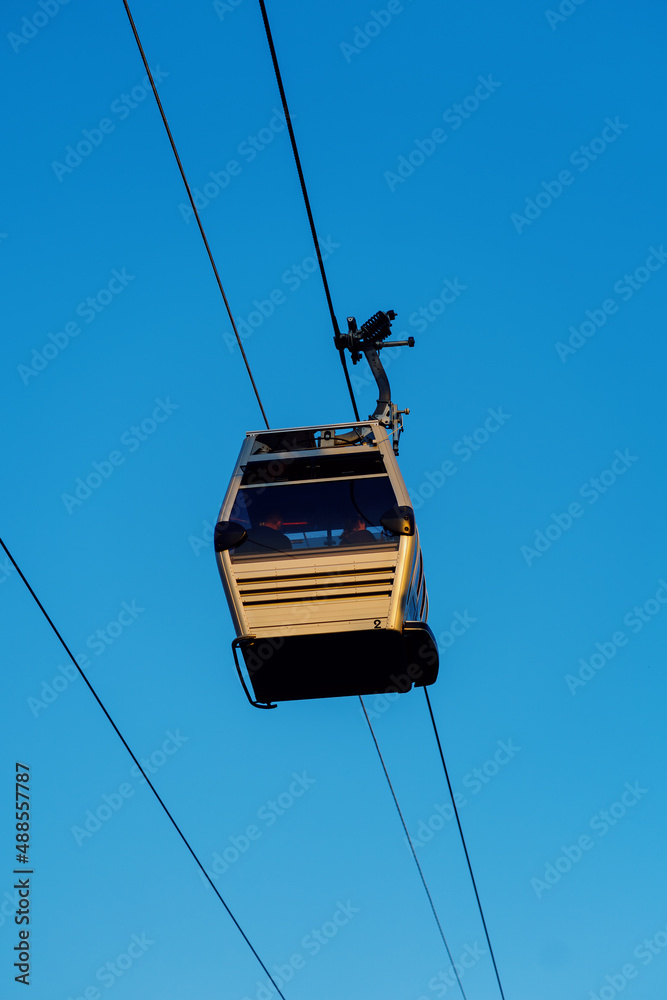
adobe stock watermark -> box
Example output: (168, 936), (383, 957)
(408, 407), (511, 511)
(7, 0), (71, 54)
(189, 517), (216, 556)
(70, 730), (188, 846)
(0, 884), (22, 929)
(340, 1), (412, 62)
(363, 609), (477, 721)
(406, 278), (467, 333)
(213, 0), (245, 20)
(51, 67), (168, 182)
(61, 397), (179, 514)
(347, 278), (467, 396)
(545, 0), (588, 32)
(408, 739), (521, 851)
(178, 107), (288, 223)
(555, 245), (667, 361)
(0, 554), (17, 586)
(511, 117), (628, 234)
(240, 900), (359, 1000)
(17, 268), (135, 385)
(413, 941), (487, 1000)
(587, 918), (667, 1000)
(200, 772), (316, 882)
(565, 579), (667, 694)
(189, 441), (307, 555)
(520, 449), (638, 567)
(530, 781), (648, 898)
(223, 236), (340, 353)
(64, 932), (154, 999)
(384, 75), (502, 191)
(27, 600), (145, 718)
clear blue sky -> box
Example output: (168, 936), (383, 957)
(2, 1), (667, 998)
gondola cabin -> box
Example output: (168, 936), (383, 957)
(214, 421), (438, 707)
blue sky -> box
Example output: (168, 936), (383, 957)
(2, 0), (667, 998)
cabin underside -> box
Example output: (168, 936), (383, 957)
(235, 623), (439, 705)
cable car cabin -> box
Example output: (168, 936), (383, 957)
(214, 421), (438, 707)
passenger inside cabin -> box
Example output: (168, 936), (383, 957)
(338, 516), (376, 546)
(243, 512), (293, 554)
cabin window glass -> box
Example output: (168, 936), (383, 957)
(229, 476), (399, 558)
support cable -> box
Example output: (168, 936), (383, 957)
(1, 536), (286, 1000)
(256, 0), (361, 422)
(121, 0), (270, 430)
(359, 697), (467, 1000)
(424, 689), (507, 1000)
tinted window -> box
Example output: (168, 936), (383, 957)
(230, 477), (398, 558)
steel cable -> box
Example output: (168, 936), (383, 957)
(1, 536), (286, 1000)
(121, 0), (270, 429)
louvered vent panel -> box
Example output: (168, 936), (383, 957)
(233, 554), (398, 635)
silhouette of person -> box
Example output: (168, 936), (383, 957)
(242, 512), (292, 554)
(339, 516), (376, 546)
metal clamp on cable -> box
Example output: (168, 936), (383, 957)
(340, 310), (414, 454)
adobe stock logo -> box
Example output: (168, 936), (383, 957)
(408, 739), (521, 850)
(339, 2), (409, 62)
(50, 67), (168, 181)
(530, 781), (648, 898)
(18, 268), (135, 385)
(61, 398), (179, 514)
(240, 900), (359, 1000)
(555, 246), (667, 362)
(409, 407), (510, 510)
(65, 932), (154, 999)
(0, 553), (17, 586)
(7, 0), (70, 54)
(520, 449), (638, 566)
(565, 579), (667, 694)
(201, 772), (315, 881)
(511, 118), (628, 234)
(384, 75), (501, 191)
(70, 731), (188, 846)
(587, 918), (667, 1000)
(545, 0), (588, 31)
(27, 600), (145, 718)
(414, 942), (487, 1000)
(177, 107), (288, 223)
(213, 0), (246, 20)
(222, 238), (340, 353)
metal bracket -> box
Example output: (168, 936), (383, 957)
(231, 637), (277, 710)
(339, 310), (414, 454)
